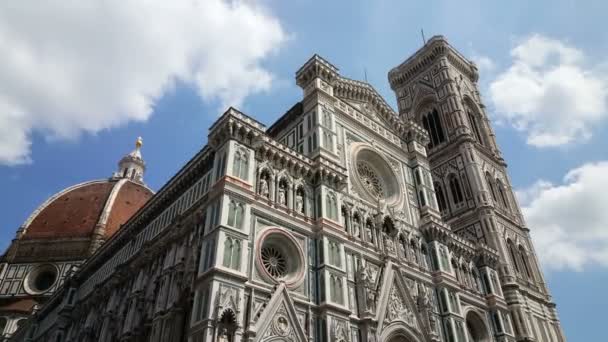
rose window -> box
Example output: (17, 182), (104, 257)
(350, 143), (403, 207)
(357, 162), (385, 199)
(261, 246), (287, 278)
(256, 228), (306, 288)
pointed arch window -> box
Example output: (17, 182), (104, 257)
(486, 172), (498, 203)
(519, 246), (533, 280)
(328, 240), (342, 267)
(329, 274), (344, 304)
(448, 174), (464, 204)
(497, 179), (510, 210)
(325, 193), (338, 221)
(434, 182), (448, 212)
(421, 109), (446, 149)
(232, 149), (249, 181)
(223, 237), (241, 270)
(507, 240), (521, 273)
(227, 200), (244, 229)
(468, 110), (484, 145)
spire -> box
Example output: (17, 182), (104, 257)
(113, 137), (146, 183)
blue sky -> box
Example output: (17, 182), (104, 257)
(0, 1), (606, 340)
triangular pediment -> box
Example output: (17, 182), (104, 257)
(342, 99), (392, 127)
(251, 283), (307, 342)
(376, 262), (428, 341)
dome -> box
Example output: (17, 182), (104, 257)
(20, 179), (153, 241)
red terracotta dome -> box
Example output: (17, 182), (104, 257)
(20, 179), (153, 241)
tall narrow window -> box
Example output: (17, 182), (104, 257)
(434, 182), (448, 212)
(486, 172), (498, 203)
(223, 238), (233, 268)
(468, 110), (484, 145)
(448, 174), (464, 204)
(227, 201), (244, 229)
(326, 193), (337, 221)
(422, 109), (446, 149)
(519, 246), (533, 280)
(497, 180), (510, 210)
(507, 240), (521, 273)
(330, 275), (343, 304)
(232, 149), (249, 181)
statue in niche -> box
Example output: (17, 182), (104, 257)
(217, 327), (231, 342)
(365, 220), (374, 243)
(352, 217), (360, 238)
(357, 265), (376, 313)
(384, 233), (394, 254)
(259, 176), (269, 198)
(278, 186), (286, 206)
(295, 191), (304, 214)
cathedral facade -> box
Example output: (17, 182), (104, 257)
(5, 37), (564, 342)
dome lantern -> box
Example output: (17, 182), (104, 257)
(114, 137), (146, 184)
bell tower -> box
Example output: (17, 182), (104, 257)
(388, 36), (565, 341)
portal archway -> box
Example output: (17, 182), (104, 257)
(379, 323), (423, 342)
(465, 311), (491, 342)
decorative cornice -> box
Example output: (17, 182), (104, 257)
(333, 76), (429, 145)
(295, 54), (340, 88)
(388, 35), (479, 89)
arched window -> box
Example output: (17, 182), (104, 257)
(328, 241), (341, 267)
(434, 182), (448, 212)
(329, 274), (343, 304)
(227, 201), (244, 229)
(448, 174), (464, 204)
(421, 109), (446, 149)
(325, 193), (338, 221)
(468, 110), (484, 145)
(519, 246), (533, 280)
(222, 237), (241, 270)
(507, 240), (521, 273)
(497, 179), (510, 210)
(485, 172), (497, 203)
(232, 149), (249, 181)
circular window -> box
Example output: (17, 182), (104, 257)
(256, 228), (305, 288)
(350, 143), (403, 206)
(357, 161), (385, 199)
(261, 246), (287, 278)
(24, 264), (58, 295)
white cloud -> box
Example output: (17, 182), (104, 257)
(489, 34), (608, 147)
(471, 54), (495, 73)
(0, 1), (286, 165)
(519, 161), (608, 271)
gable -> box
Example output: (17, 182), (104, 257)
(252, 283), (307, 342)
(375, 262), (428, 341)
